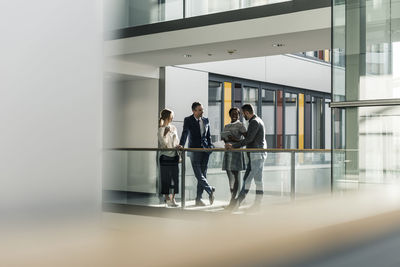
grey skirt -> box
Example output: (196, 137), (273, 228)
(222, 151), (245, 171)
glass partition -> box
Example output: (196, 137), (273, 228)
(104, 0), (184, 30)
(243, 86), (258, 113)
(262, 89), (276, 148)
(185, 0), (292, 17)
(285, 93), (298, 148)
(105, 0), (293, 30)
(332, 0), (400, 192)
(103, 149), (332, 212)
(103, 150), (182, 207)
(333, 106), (400, 189)
(312, 97), (323, 148)
(295, 152), (331, 196)
(208, 81), (223, 142)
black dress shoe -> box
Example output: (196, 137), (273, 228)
(195, 199), (206, 206)
(209, 187), (215, 205)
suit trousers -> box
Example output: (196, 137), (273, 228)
(189, 151), (212, 200)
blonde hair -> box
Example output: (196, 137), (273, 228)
(159, 109), (173, 127)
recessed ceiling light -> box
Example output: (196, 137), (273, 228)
(272, 43), (285, 47)
(183, 54), (192, 58)
(227, 49), (237, 55)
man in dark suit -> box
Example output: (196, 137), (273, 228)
(179, 102), (215, 206)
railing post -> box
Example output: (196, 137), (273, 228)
(290, 151), (295, 200)
(181, 150), (186, 209)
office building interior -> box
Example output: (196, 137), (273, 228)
(3, 0), (400, 266)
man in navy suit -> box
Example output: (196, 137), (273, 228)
(179, 102), (215, 206)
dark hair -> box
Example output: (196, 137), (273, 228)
(159, 108), (173, 127)
(241, 104), (254, 114)
(191, 102), (202, 111)
(228, 107), (240, 117)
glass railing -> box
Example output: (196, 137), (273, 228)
(185, 0), (292, 18)
(103, 148), (332, 211)
(104, 0), (292, 31)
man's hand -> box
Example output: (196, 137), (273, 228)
(176, 145), (184, 150)
(225, 143), (233, 150)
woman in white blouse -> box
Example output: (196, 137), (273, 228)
(158, 109), (180, 207)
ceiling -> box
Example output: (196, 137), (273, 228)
(114, 28), (330, 67)
(105, 7), (331, 73)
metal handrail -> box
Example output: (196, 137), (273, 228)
(330, 98), (400, 108)
(107, 148), (333, 152)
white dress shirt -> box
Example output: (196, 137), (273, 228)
(197, 117), (205, 136)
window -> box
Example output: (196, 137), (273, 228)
(208, 81), (222, 142)
(262, 89), (275, 148)
(243, 86), (258, 114)
(284, 92), (298, 149)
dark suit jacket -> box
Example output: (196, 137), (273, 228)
(179, 115), (213, 148)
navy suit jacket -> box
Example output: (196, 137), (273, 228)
(179, 115), (213, 148)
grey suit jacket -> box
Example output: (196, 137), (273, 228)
(233, 115), (267, 159)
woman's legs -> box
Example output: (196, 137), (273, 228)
(160, 156), (173, 206)
(231, 171), (239, 200)
(170, 162), (179, 206)
(226, 170), (239, 204)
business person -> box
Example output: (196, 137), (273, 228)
(225, 104), (267, 209)
(179, 102), (215, 206)
(158, 108), (180, 207)
(222, 107), (246, 208)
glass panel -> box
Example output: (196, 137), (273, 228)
(333, 0), (400, 101)
(262, 89), (275, 148)
(104, 0), (184, 30)
(325, 99), (332, 149)
(312, 97), (323, 149)
(304, 95), (312, 149)
(183, 151), (227, 207)
(233, 83), (242, 109)
(183, 151), (292, 209)
(333, 106), (400, 191)
(185, 0), (291, 18)
(103, 150), (333, 210)
(243, 86), (258, 113)
(103, 150), (182, 207)
(208, 81), (222, 142)
(285, 93), (297, 149)
(296, 152), (331, 196)
(277, 91), (284, 148)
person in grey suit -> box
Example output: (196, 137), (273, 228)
(225, 104), (267, 208)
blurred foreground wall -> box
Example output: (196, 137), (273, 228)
(0, 1), (103, 218)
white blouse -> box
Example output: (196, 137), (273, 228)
(158, 124), (179, 157)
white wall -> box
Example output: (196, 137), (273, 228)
(179, 54), (331, 93)
(267, 55), (331, 93)
(165, 66), (209, 137)
(0, 1), (102, 218)
(103, 78), (159, 193)
(104, 79), (159, 148)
